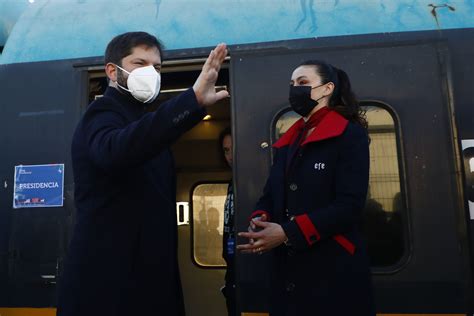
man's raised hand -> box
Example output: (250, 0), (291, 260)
(193, 43), (229, 107)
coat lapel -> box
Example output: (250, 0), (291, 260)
(273, 111), (349, 149)
(301, 111), (349, 145)
(272, 118), (304, 149)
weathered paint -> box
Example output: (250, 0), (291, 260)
(0, 1), (27, 48)
(0, 0), (473, 64)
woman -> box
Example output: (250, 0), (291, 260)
(237, 60), (375, 315)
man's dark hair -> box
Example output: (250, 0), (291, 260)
(219, 127), (231, 148)
(104, 32), (164, 66)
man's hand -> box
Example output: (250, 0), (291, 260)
(193, 43), (229, 107)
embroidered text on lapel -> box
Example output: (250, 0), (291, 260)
(314, 162), (325, 170)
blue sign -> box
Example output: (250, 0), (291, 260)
(13, 164), (65, 209)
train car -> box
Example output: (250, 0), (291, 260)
(0, 1), (474, 315)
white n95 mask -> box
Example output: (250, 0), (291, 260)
(115, 64), (161, 103)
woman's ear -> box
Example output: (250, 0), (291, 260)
(105, 63), (118, 82)
(324, 82), (335, 96)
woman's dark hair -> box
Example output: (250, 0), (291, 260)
(105, 32), (164, 66)
(299, 60), (367, 129)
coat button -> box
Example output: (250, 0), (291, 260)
(289, 183), (298, 191)
(286, 282), (295, 292)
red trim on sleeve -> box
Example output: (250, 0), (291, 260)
(333, 235), (355, 255)
(294, 214), (320, 246)
(249, 210), (271, 222)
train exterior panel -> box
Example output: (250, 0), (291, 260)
(0, 1), (473, 315)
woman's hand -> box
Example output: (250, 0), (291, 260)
(249, 213), (267, 232)
(237, 219), (287, 254)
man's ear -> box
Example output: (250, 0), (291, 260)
(105, 63), (117, 82)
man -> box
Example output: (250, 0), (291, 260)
(219, 127), (236, 316)
(57, 32), (228, 316)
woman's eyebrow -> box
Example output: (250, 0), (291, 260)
(295, 75), (308, 81)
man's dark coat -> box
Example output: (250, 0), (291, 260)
(57, 87), (205, 316)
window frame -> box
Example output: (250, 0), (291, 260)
(189, 180), (231, 269)
(270, 101), (412, 273)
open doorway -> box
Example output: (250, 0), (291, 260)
(166, 65), (231, 316)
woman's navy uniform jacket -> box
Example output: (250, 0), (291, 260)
(57, 87), (205, 316)
(252, 110), (375, 316)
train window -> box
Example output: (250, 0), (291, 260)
(192, 183), (228, 267)
(275, 111), (300, 140)
(273, 104), (406, 267)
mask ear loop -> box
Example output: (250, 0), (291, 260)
(310, 83), (329, 103)
(312, 82), (334, 102)
(113, 64), (133, 93)
(302, 83), (332, 121)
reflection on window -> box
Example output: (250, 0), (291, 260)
(274, 111), (300, 139)
(273, 105), (406, 267)
(192, 183), (227, 267)
(363, 105), (405, 266)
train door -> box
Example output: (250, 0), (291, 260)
(0, 59), (83, 311)
(231, 40), (471, 314)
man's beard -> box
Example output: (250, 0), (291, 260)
(116, 67), (129, 90)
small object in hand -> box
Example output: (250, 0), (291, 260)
(250, 216), (263, 232)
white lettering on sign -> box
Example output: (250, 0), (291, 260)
(17, 182), (59, 190)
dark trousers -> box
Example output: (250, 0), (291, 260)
(222, 264), (236, 316)
(222, 282), (236, 316)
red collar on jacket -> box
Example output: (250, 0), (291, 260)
(273, 110), (349, 148)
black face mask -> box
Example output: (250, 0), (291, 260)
(289, 84), (325, 117)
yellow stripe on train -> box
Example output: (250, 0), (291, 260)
(0, 308), (56, 316)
